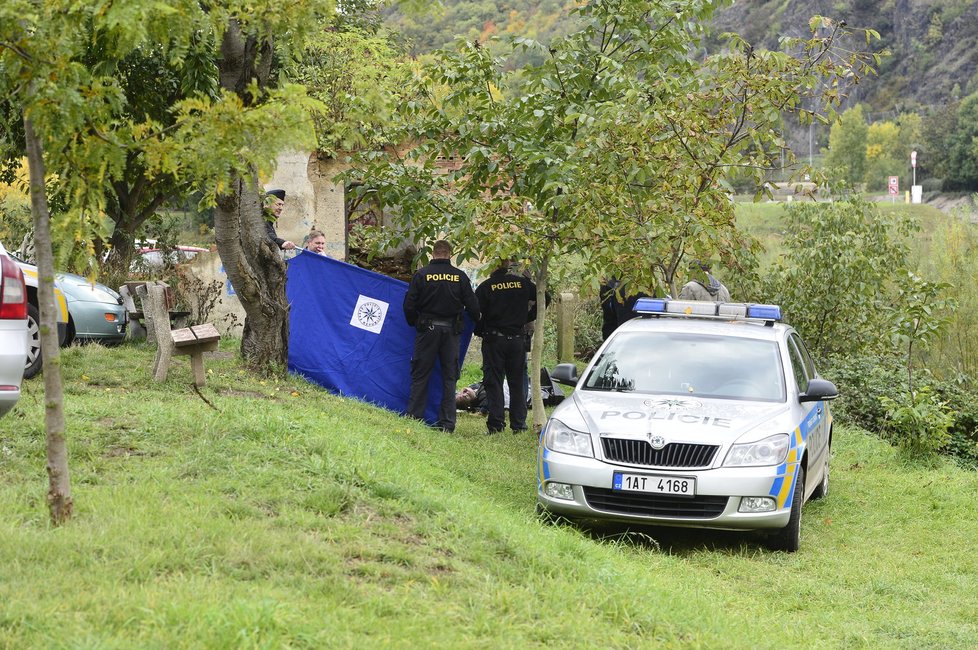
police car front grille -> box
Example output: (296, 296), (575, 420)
(583, 488), (728, 519)
(601, 439), (719, 468)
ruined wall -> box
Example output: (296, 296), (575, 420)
(264, 151), (348, 260)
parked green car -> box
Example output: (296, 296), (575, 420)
(56, 272), (128, 346)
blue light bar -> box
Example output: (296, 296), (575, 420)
(746, 304), (782, 321)
(633, 297), (666, 313)
(633, 298), (782, 323)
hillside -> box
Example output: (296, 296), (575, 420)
(2, 341), (977, 646)
(711, 0), (978, 114)
(384, 0), (978, 113)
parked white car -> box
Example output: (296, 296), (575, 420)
(537, 298), (838, 552)
(0, 243), (29, 417)
(0, 240), (70, 379)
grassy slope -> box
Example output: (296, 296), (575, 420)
(1, 342), (977, 648)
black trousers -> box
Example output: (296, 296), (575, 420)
(482, 334), (528, 432)
(407, 324), (460, 431)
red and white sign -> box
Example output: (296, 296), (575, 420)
(888, 176), (899, 195)
(911, 151), (917, 168)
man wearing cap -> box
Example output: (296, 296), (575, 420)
(263, 189), (296, 250)
(679, 260), (731, 302)
(403, 240), (481, 432)
(475, 260), (537, 434)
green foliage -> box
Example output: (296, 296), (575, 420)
(823, 352), (904, 433)
(823, 104), (868, 185)
(913, 206), (978, 376)
(888, 269), (955, 389)
(862, 120), (904, 191)
(762, 197), (917, 359)
(918, 97), (959, 186)
(824, 352), (978, 464)
(287, 24), (412, 157)
(0, 173), (31, 246)
(945, 90), (978, 190)
(880, 385), (954, 457)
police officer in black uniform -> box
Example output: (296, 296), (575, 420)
(403, 240), (480, 432)
(263, 189), (296, 251)
(475, 260), (537, 434)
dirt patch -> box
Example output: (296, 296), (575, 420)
(103, 445), (149, 458)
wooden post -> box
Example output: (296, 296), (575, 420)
(135, 283), (155, 345)
(118, 284), (145, 340)
(149, 283), (173, 381)
(556, 292), (577, 363)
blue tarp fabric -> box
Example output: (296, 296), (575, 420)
(286, 251), (474, 424)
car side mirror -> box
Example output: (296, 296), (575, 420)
(799, 378), (839, 403)
(551, 363), (580, 387)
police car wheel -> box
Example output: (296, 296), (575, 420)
(24, 303), (43, 380)
(768, 467), (804, 552)
(811, 458), (829, 500)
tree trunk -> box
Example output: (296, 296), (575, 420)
(530, 256), (550, 433)
(24, 116), (73, 526)
(214, 174), (290, 369)
(213, 19), (289, 370)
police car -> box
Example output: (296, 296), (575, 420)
(536, 298), (838, 552)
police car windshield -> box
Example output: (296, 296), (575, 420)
(583, 331), (786, 402)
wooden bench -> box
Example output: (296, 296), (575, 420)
(119, 282), (190, 339)
(170, 323), (221, 387)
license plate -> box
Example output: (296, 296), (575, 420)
(613, 472), (696, 496)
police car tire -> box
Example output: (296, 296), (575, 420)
(768, 466), (804, 553)
(811, 458), (829, 500)
(24, 303), (43, 380)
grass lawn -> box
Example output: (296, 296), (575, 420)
(2, 341), (977, 648)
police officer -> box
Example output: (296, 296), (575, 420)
(475, 260), (537, 434)
(263, 189), (296, 251)
(403, 240), (480, 432)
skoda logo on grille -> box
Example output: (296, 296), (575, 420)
(648, 434), (667, 450)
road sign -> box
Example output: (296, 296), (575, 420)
(888, 176), (899, 195)
(911, 151), (917, 168)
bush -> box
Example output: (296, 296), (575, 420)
(823, 353), (904, 433)
(880, 386), (953, 457)
(921, 177), (944, 192)
(824, 352), (978, 465)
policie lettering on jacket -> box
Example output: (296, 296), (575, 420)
(403, 258), (479, 328)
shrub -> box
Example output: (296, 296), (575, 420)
(880, 386), (954, 457)
(824, 352), (978, 464)
(762, 197), (917, 360)
(823, 353), (904, 433)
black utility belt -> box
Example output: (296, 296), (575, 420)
(425, 319), (455, 328)
(487, 330), (524, 339)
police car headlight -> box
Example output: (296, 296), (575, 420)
(723, 434), (789, 467)
(544, 419), (593, 458)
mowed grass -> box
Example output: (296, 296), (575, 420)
(1, 342), (977, 648)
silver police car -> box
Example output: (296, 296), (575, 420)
(537, 299), (838, 551)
